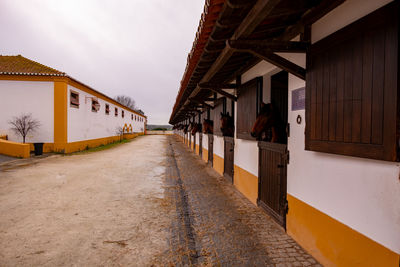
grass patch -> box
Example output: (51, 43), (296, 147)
(67, 139), (132, 155)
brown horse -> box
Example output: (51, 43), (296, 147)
(251, 103), (286, 143)
(203, 119), (213, 134)
(183, 124), (189, 134)
(220, 112), (234, 137)
(191, 123), (202, 135)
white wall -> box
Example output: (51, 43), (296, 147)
(286, 0), (399, 253)
(213, 135), (224, 158)
(203, 133), (208, 150)
(67, 85), (145, 142)
(0, 80), (54, 143)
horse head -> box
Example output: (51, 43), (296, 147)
(220, 112), (234, 137)
(191, 123), (200, 135)
(251, 102), (284, 142)
(203, 119), (213, 134)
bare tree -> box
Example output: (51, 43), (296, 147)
(9, 113), (40, 143)
(115, 126), (124, 142)
(114, 95), (136, 110)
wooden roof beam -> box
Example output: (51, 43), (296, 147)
(199, 82), (237, 89)
(200, 87), (237, 101)
(228, 40), (309, 53)
(189, 98), (214, 109)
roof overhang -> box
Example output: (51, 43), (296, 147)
(169, 0), (345, 125)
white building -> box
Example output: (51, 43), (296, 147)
(0, 55), (146, 154)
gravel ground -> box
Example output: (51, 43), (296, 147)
(0, 136), (174, 266)
(0, 135), (318, 266)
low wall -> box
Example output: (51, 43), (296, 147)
(0, 139), (30, 158)
(146, 130), (173, 135)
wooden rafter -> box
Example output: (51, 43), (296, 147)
(199, 82), (237, 89)
(189, 98), (214, 109)
(201, 87), (237, 101)
(227, 41), (305, 80)
(227, 40), (308, 53)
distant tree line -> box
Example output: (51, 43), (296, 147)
(114, 95), (145, 115)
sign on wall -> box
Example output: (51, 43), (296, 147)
(291, 87), (305, 111)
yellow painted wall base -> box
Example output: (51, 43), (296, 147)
(0, 140), (30, 158)
(29, 143), (54, 153)
(195, 144), (199, 155)
(213, 153), (224, 176)
(202, 148), (208, 162)
(64, 134), (140, 153)
(287, 194), (400, 267)
(234, 165), (258, 205)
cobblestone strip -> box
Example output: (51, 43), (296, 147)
(164, 142), (200, 266)
(169, 136), (321, 267)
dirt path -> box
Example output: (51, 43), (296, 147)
(0, 135), (317, 266)
(0, 135), (174, 266)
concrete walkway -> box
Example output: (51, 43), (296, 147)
(0, 135), (318, 266)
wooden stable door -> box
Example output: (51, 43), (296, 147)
(224, 137), (234, 183)
(258, 70), (288, 228)
(258, 142), (288, 228)
(208, 134), (213, 166)
(193, 134), (196, 151)
(199, 134), (203, 156)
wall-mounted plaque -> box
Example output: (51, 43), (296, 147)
(292, 87), (305, 111)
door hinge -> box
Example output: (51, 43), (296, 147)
(284, 198), (289, 214)
(287, 123), (290, 138)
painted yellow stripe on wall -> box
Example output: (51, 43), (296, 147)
(287, 194), (400, 267)
(0, 140), (30, 158)
(202, 148), (208, 162)
(213, 153), (224, 176)
(234, 165), (258, 205)
(65, 133), (141, 153)
(54, 79), (68, 153)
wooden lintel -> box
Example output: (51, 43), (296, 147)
(199, 82), (237, 89)
(189, 98), (214, 109)
(202, 87), (237, 101)
(252, 49), (305, 80)
(229, 44), (305, 79)
(227, 40), (308, 53)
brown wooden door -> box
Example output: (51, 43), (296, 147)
(189, 133), (191, 148)
(208, 134), (213, 166)
(193, 134), (196, 151)
(199, 134), (203, 157)
(224, 137), (234, 183)
(258, 142), (288, 228)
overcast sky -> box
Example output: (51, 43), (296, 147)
(1, 0), (204, 125)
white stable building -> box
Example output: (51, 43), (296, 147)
(171, 0), (400, 266)
(0, 55), (146, 154)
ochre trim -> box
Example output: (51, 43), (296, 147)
(0, 140), (30, 158)
(0, 75), (54, 82)
(64, 133), (142, 153)
(213, 153), (224, 175)
(54, 79), (68, 153)
(287, 194), (400, 267)
(29, 143), (54, 153)
(202, 148), (208, 162)
(234, 165), (258, 205)
(195, 144), (200, 155)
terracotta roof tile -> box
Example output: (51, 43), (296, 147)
(0, 55), (65, 76)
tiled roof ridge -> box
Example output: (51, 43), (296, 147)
(0, 54), (66, 76)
